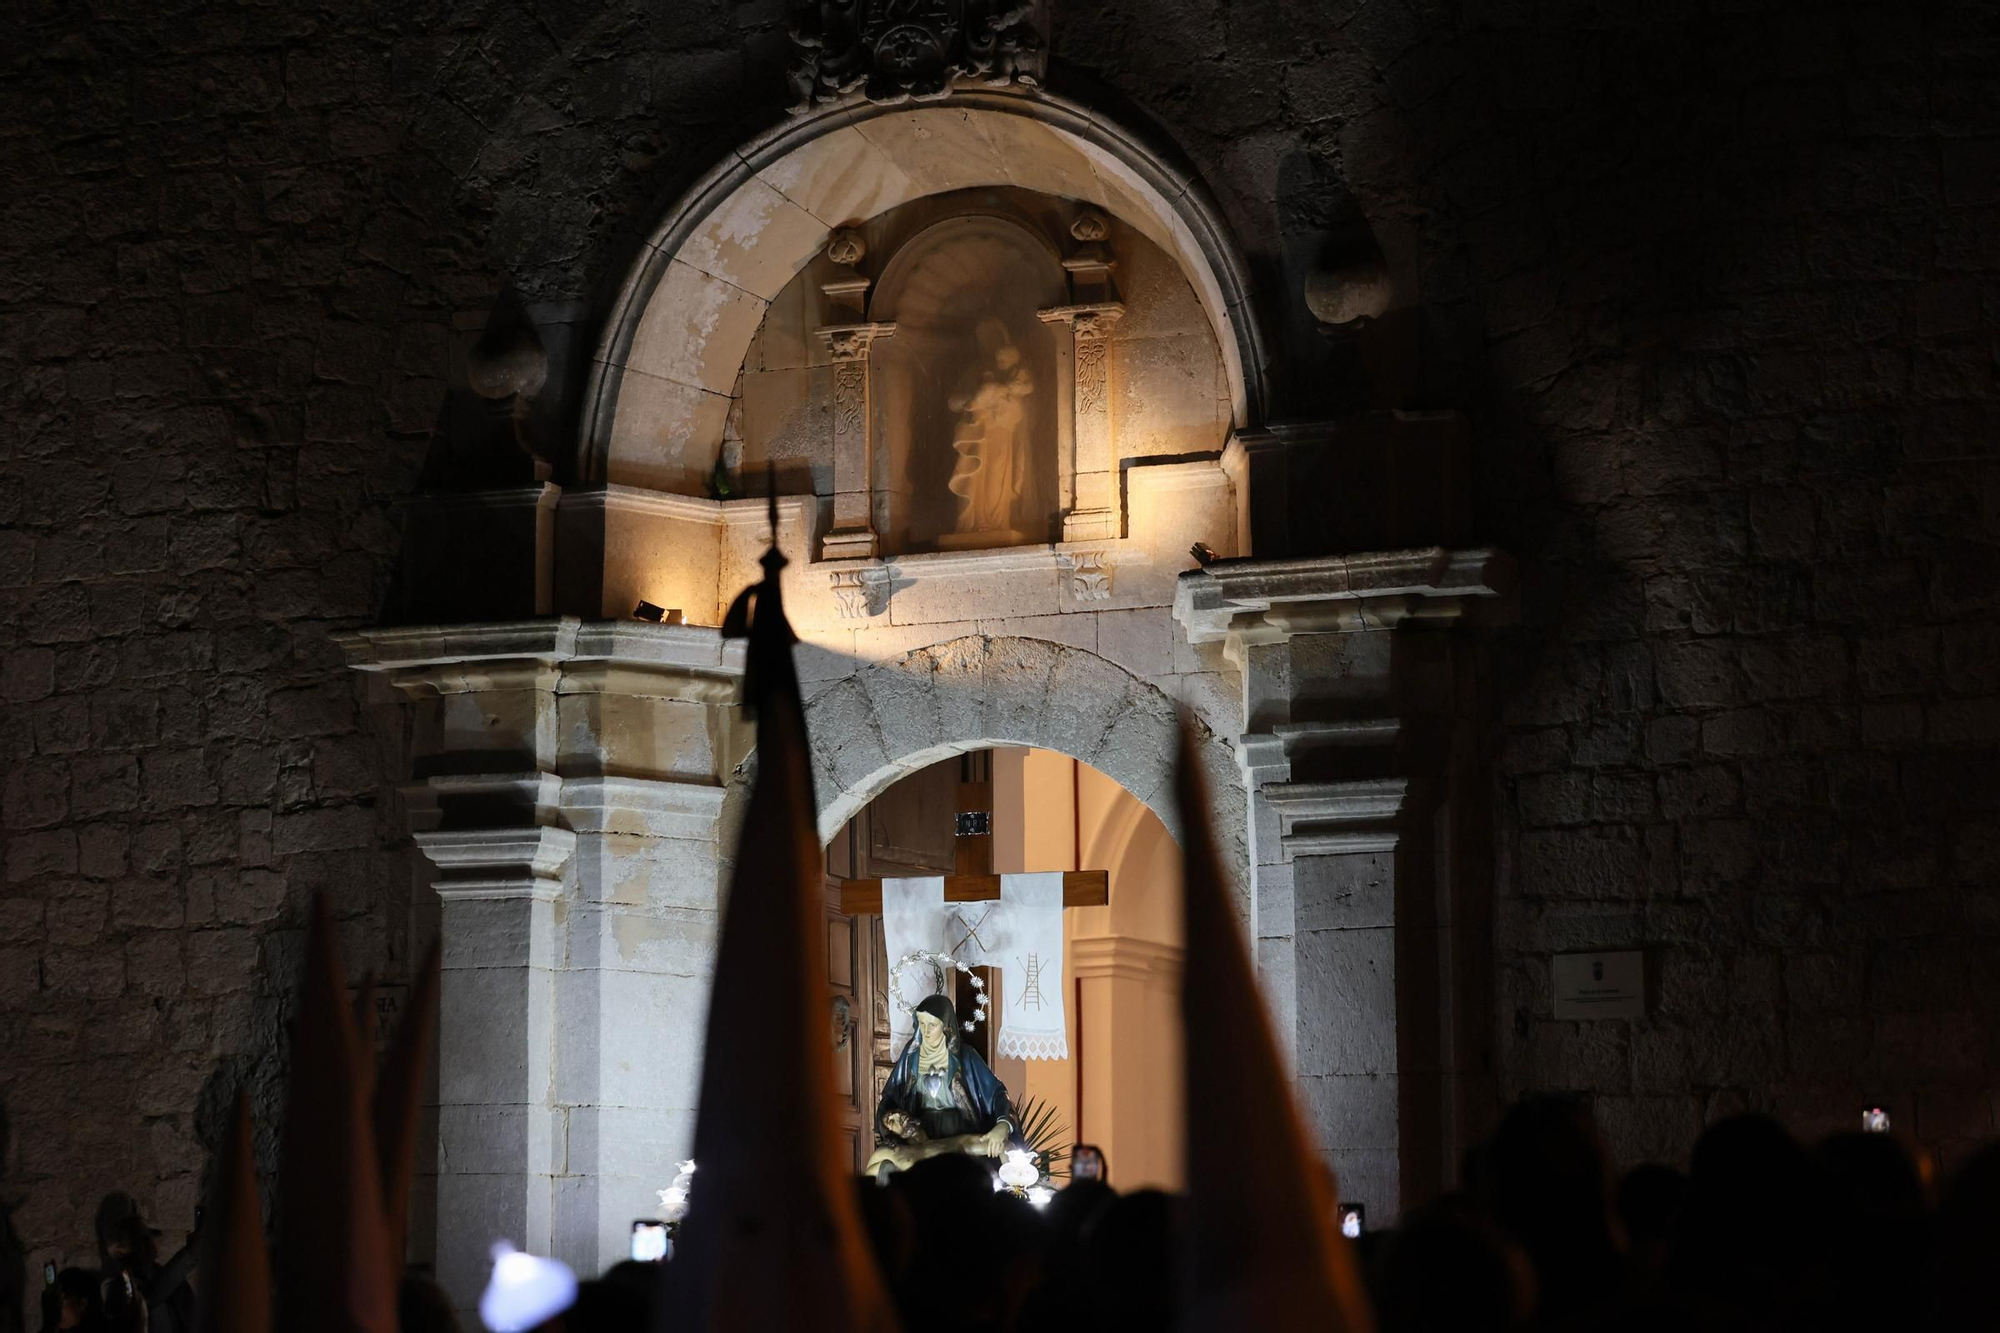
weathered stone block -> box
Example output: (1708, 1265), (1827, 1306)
(1295, 925), (1396, 1078)
(6, 829), (77, 881)
(1294, 852), (1393, 932)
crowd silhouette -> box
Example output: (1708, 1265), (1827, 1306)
(37, 1102), (2000, 1333)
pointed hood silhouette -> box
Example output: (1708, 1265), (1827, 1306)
(374, 939), (441, 1267)
(1173, 721), (1373, 1331)
(194, 1092), (271, 1333)
(659, 486), (898, 1330)
(275, 894), (398, 1333)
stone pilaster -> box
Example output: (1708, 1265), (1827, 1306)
(409, 822), (572, 1307)
(1038, 303), (1125, 542)
(1177, 547), (1513, 1221)
(816, 245), (894, 563)
(341, 619), (746, 1304)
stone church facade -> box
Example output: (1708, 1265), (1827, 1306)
(4, 0), (1997, 1311)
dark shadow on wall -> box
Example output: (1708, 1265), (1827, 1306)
(381, 285), (556, 626)
(0, 1106), (23, 1333)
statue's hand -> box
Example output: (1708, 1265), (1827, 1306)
(981, 1123), (1010, 1157)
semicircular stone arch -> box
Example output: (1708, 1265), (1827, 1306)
(582, 90), (1268, 489)
(793, 634), (1251, 914)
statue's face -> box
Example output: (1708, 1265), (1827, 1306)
(916, 1011), (944, 1044)
(995, 345), (1020, 371)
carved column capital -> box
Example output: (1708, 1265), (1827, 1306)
(818, 320), (896, 360)
(1038, 302), (1125, 337)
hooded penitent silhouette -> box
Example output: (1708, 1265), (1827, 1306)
(194, 1093), (271, 1333)
(658, 490), (899, 1331)
(1172, 722), (1373, 1331)
(275, 894), (399, 1332)
(374, 939), (441, 1267)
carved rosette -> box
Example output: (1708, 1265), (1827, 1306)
(1057, 550), (1114, 602)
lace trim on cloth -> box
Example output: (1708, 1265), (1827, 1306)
(996, 1030), (1069, 1061)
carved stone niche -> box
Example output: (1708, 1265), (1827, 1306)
(787, 0), (1047, 111)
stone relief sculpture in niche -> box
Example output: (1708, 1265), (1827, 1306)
(787, 0), (1045, 111)
(868, 212), (1066, 553)
(945, 318), (1035, 542)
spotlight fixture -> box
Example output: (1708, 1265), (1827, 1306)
(1190, 541), (1216, 567)
(633, 602), (684, 625)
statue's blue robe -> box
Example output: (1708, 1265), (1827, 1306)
(875, 1038), (1015, 1145)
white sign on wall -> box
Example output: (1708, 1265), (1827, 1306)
(1552, 950), (1645, 1020)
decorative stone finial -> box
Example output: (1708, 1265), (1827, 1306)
(465, 322), (547, 402)
(1304, 256), (1397, 330)
(1070, 211), (1109, 243)
(826, 228), (867, 267)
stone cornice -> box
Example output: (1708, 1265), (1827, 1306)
(560, 776), (728, 838)
(1174, 546), (1517, 658)
(1262, 778), (1415, 857)
(337, 618), (747, 699)
(414, 826), (577, 899)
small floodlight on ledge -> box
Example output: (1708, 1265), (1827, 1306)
(633, 602), (685, 626)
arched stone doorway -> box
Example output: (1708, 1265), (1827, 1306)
(347, 71), (1510, 1317)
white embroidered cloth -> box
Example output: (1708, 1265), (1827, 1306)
(985, 871), (1068, 1060)
(878, 872), (1069, 1060)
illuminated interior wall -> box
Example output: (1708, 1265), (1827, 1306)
(994, 746), (1185, 1191)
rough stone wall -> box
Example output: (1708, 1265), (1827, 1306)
(1052, 0), (2000, 1168)
(2, 0), (1996, 1302)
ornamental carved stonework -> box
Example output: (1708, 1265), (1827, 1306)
(1057, 550), (1113, 601)
(832, 360), (867, 440)
(787, 0), (1046, 111)
(1074, 330), (1109, 417)
(830, 567), (891, 619)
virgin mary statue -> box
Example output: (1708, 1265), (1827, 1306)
(866, 994), (1017, 1177)
(944, 318), (1034, 538)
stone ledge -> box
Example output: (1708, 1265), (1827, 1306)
(560, 776), (728, 838)
(1174, 546), (1517, 648)
(1262, 778), (1413, 857)
(415, 827), (577, 899)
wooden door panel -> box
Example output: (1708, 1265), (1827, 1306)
(864, 755), (958, 873)
(827, 915), (854, 989)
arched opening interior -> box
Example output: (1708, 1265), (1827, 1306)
(584, 93), (1263, 492)
(732, 184), (1232, 555)
(823, 746), (1185, 1192)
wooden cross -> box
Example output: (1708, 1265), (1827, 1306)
(835, 869), (1108, 916)
(835, 748), (1108, 913)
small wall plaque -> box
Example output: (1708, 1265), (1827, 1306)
(1552, 950), (1644, 1020)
